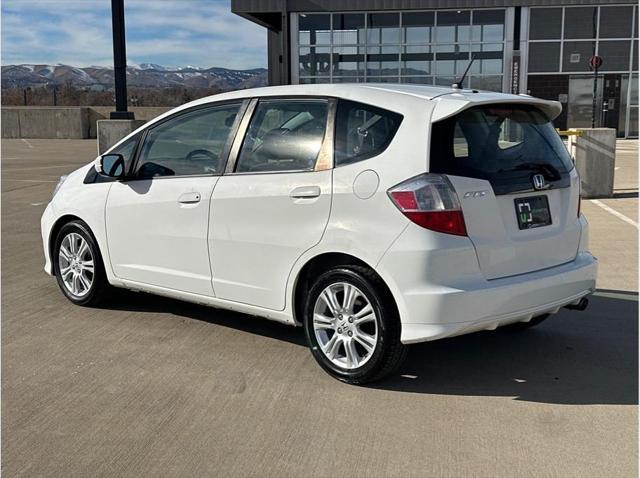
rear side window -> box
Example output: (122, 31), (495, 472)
(334, 100), (403, 167)
(235, 100), (328, 173)
(430, 105), (574, 195)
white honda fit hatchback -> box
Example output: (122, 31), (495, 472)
(42, 84), (597, 384)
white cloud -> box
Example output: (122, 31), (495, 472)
(1, 0), (267, 69)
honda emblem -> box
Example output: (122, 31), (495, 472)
(532, 174), (548, 190)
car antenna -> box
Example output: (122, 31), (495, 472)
(452, 56), (475, 90)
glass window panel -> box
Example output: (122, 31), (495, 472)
(562, 41), (594, 72)
(471, 43), (503, 54)
(400, 76), (433, 84)
(628, 106), (638, 137)
(332, 77), (365, 83)
(598, 41), (632, 71)
(563, 7), (597, 40)
(367, 13), (400, 44)
(529, 8), (562, 40)
(299, 47), (331, 77)
(236, 101), (328, 173)
(471, 10), (504, 42)
(367, 46), (399, 76)
(298, 14), (331, 45)
(333, 46), (365, 77)
(633, 40), (638, 71)
(435, 76), (462, 87)
(435, 44), (470, 53)
(299, 77), (331, 84)
(477, 59), (503, 75)
(365, 77), (399, 83)
(630, 73), (639, 106)
(528, 42), (561, 72)
(137, 104), (241, 178)
(469, 75), (503, 91)
(470, 24), (504, 42)
(333, 13), (365, 45)
(599, 7), (633, 39)
(436, 10), (471, 43)
(402, 12), (434, 43)
(401, 45), (432, 75)
(435, 58), (469, 76)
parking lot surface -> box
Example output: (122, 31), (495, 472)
(2, 138), (638, 477)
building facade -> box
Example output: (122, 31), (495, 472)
(232, 0), (638, 137)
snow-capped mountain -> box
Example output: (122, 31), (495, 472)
(1, 64), (267, 90)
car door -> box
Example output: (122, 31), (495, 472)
(209, 98), (333, 310)
(105, 101), (245, 296)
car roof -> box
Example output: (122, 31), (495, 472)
(118, 83), (561, 152)
(178, 83), (562, 120)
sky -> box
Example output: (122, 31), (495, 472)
(1, 0), (267, 69)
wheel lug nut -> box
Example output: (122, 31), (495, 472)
(348, 317), (353, 323)
(348, 331), (353, 337)
(337, 328), (342, 334)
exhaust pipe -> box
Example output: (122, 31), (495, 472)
(564, 297), (589, 311)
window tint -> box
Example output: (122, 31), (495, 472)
(85, 132), (141, 183)
(136, 104), (241, 179)
(430, 105), (574, 195)
(334, 100), (403, 166)
(111, 133), (140, 168)
(235, 100), (328, 173)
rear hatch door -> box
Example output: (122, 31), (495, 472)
(430, 103), (581, 280)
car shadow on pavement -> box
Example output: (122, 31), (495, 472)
(104, 289), (637, 405)
(102, 290), (308, 347)
(377, 290), (638, 405)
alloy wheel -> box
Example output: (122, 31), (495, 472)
(312, 282), (379, 369)
(58, 232), (94, 297)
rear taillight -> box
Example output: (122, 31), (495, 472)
(388, 174), (467, 236)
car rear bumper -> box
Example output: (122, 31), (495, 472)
(376, 224), (597, 344)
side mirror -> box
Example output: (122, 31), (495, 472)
(95, 153), (126, 178)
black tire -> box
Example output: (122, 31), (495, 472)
(303, 266), (407, 385)
(504, 313), (550, 330)
(53, 220), (111, 306)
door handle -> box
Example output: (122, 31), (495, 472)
(290, 185), (321, 199)
(178, 192), (201, 204)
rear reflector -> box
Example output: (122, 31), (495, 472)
(388, 174), (467, 236)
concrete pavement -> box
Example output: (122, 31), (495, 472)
(2, 139), (637, 477)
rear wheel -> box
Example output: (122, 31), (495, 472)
(54, 221), (111, 306)
(303, 266), (406, 384)
(505, 314), (550, 330)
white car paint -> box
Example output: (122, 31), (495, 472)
(41, 83), (597, 345)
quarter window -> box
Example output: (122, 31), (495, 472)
(334, 100), (403, 166)
(136, 104), (241, 179)
(235, 100), (329, 173)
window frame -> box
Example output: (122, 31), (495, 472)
(127, 99), (250, 181)
(225, 96), (337, 175)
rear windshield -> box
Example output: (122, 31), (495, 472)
(429, 105), (573, 195)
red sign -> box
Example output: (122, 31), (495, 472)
(589, 55), (603, 69)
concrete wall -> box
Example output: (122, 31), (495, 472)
(568, 128), (617, 198)
(1, 106), (172, 139)
(2, 107), (91, 139)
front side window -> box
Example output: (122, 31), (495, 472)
(430, 105), (574, 195)
(135, 103), (241, 179)
(235, 100), (328, 173)
(334, 100), (403, 166)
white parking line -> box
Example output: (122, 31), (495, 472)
(3, 179), (57, 183)
(590, 199), (639, 229)
(4, 164), (78, 172)
(21, 139), (34, 149)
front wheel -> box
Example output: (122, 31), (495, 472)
(53, 220), (111, 306)
(303, 266), (406, 385)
